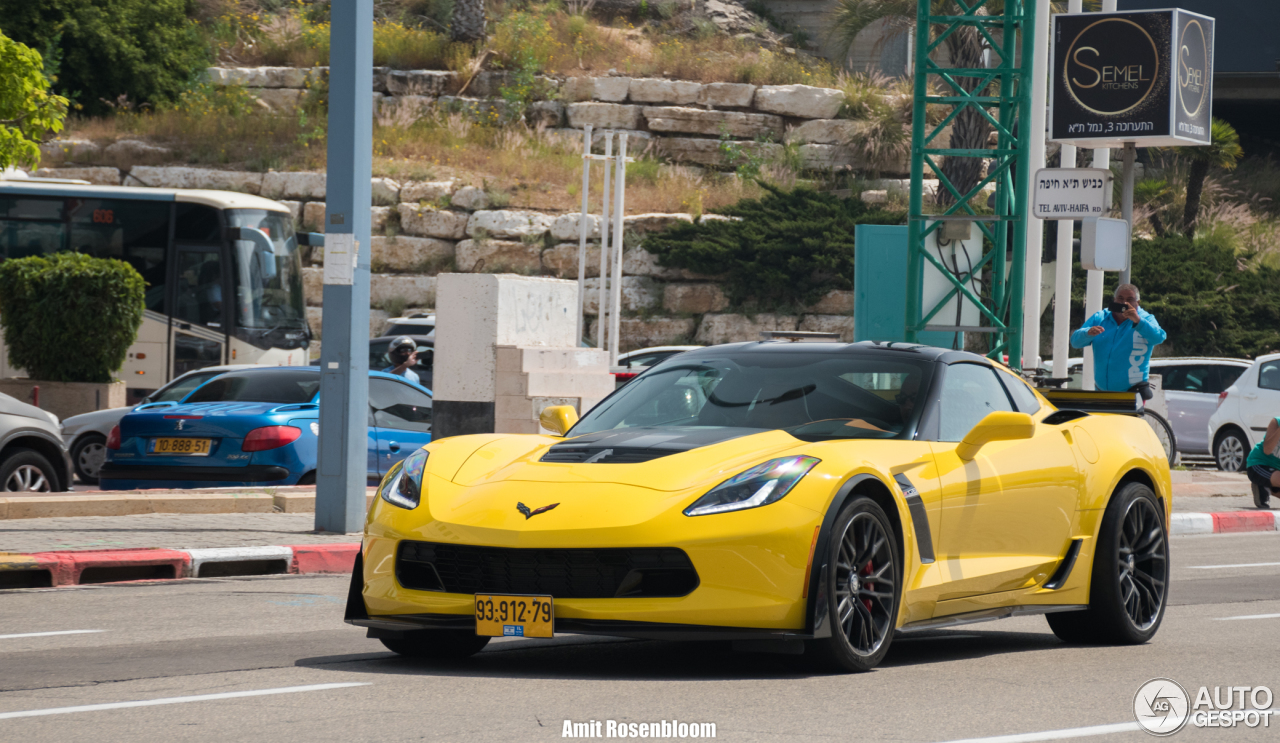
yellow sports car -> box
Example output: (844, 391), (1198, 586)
(346, 341), (1171, 672)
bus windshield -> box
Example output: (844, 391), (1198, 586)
(227, 209), (307, 331)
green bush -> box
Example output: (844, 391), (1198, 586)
(0, 0), (209, 116)
(644, 184), (905, 310)
(0, 254), (145, 383)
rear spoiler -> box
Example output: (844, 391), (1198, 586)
(1040, 389), (1142, 416)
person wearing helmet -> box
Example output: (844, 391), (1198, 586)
(383, 336), (420, 385)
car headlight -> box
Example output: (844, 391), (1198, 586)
(381, 448), (428, 510)
(683, 455), (820, 517)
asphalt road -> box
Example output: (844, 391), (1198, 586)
(1, 532), (1278, 743)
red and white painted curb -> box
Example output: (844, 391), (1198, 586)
(1171, 511), (1277, 536)
(0, 543), (360, 588)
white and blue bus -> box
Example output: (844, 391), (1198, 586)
(0, 177), (317, 402)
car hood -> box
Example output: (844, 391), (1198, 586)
(435, 426), (806, 493)
(0, 391), (59, 428)
(120, 402), (318, 438)
(62, 406), (130, 432)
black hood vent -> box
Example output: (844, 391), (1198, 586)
(539, 426), (761, 464)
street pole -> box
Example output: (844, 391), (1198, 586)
(597, 133), (612, 351)
(1082, 0), (1117, 391)
(1119, 142), (1137, 285)
(576, 125), (592, 345)
(1051, 0), (1082, 380)
(316, 0), (373, 534)
(608, 133), (627, 367)
(1021, 0), (1051, 370)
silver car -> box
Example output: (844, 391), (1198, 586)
(0, 392), (71, 491)
(60, 364), (269, 484)
(1149, 357), (1250, 456)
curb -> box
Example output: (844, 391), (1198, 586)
(1170, 511), (1277, 536)
(0, 543), (361, 589)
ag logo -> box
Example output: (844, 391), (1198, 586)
(1134, 678), (1190, 736)
(1065, 18), (1160, 116)
(1177, 18), (1208, 117)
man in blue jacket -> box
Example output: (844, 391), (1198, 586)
(1070, 283), (1167, 396)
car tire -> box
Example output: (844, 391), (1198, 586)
(378, 630), (490, 659)
(1046, 481), (1168, 645)
(296, 471), (316, 486)
(71, 434), (107, 485)
(0, 448), (58, 492)
(806, 496), (901, 673)
(1214, 428), (1248, 472)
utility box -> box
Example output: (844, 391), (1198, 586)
(853, 225), (963, 349)
(1050, 9), (1214, 147)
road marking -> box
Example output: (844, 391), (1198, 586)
(0, 630), (105, 640)
(1215, 613), (1280, 621)
(937, 721), (1140, 743)
(0, 682), (370, 720)
(1189, 561), (1280, 569)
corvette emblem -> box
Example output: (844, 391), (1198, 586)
(516, 502), (559, 520)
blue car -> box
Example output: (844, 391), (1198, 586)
(99, 367), (433, 490)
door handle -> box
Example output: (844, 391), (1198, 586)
(1244, 393), (1258, 400)
(388, 442), (401, 452)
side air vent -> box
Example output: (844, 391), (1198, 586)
(540, 446), (671, 464)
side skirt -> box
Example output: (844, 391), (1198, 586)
(897, 604), (1087, 633)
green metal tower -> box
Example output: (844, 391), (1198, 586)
(904, 0), (1037, 368)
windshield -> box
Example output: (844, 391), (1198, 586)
(227, 209), (307, 330)
(150, 370), (223, 403)
(185, 370), (320, 404)
(571, 352), (931, 441)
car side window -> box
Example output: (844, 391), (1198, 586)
(1214, 365), (1245, 393)
(1154, 365), (1186, 392)
(938, 364), (1014, 442)
(369, 378), (432, 432)
(1260, 361), (1280, 392)
(996, 369), (1041, 415)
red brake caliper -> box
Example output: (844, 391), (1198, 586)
(861, 560), (874, 610)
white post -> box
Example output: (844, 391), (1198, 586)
(1051, 0), (1082, 380)
(576, 124), (592, 345)
(597, 132), (613, 351)
(609, 133), (628, 366)
(1082, 0), (1117, 391)
(1020, 0), (1052, 370)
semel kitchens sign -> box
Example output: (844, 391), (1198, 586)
(1050, 9), (1214, 147)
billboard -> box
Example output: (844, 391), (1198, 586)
(1050, 9), (1214, 147)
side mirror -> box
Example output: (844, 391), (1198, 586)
(956, 411), (1035, 461)
(539, 405), (579, 436)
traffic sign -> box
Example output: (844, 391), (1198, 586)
(1033, 168), (1110, 220)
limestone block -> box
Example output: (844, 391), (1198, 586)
(400, 180), (458, 203)
(370, 274), (437, 308)
(104, 140), (172, 161)
(643, 107), (783, 138)
(663, 283), (729, 314)
(278, 200), (303, 225)
(589, 316), (698, 350)
(566, 103), (644, 131)
(495, 346), (610, 374)
(550, 214), (602, 242)
(798, 143), (860, 170)
(370, 178), (401, 206)
(697, 82), (756, 109)
(806, 290), (854, 315)
(628, 78), (702, 105)
(377, 95), (435, 122)
(451, 185), (489, 211)
(593, 76), (632, 102)
(467, 210), (553, 240)
(370, 205), (392, 234)
(370, 67), (386, 93)
(754, 84), (845, 119)
(550, 128), (652, 150)
(456, 239), (543, 273)
(397, 203), (469, 239)
(262, 171), (327, 200)
(582, 276), (660, 314)
(371, 235), (455, 272)
(260, 67), (308, 88)
(659, 137), (781, 167)
(306, 306), (324, 338)
(561, 77), (595, 102)
(302, 267), (324, 306)
(204, 67), (231, 85)
(860, 189), (888, 204)
(542, 242), (602, 279)
(32, 167), (120, 185)
(302, 201), (326, 232)
(698, 214), (743, 224)
(39, 139), (100, 161)
(386, 70), (456, 96)
(370, 309), (391, 338)
(251, 88), (304, 111)
(799, 314), (855, 341)
(866, 178), (940, 198)
(125, 166), (262, 193)
(623, 213), (694, 234)
(694, 313), (799, 344)
(466, 71), (513, 98)
(785, 119), (859, 145)
(622, 247), (720, 281)
(437, 96), (517, 123)
(527, 100), (565, 128)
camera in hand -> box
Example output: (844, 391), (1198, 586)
(1108, 301), (1127, 314)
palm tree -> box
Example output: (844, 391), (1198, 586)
(451, 0), (485, 42)
(1177, 118), (1243, 238)
(1133, 177), (1174, 237)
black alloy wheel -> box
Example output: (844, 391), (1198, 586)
(1047, 481), (1168, 644)
(808, 496), (901, 672)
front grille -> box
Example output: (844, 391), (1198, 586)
(539, 446), (670, 464)
(396, 541), (699, 598)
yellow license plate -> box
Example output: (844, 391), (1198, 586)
(475, 594), (553, 638)
(150, 438), (212, 456)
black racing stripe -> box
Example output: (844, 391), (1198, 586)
(893, 473), (935, 564)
